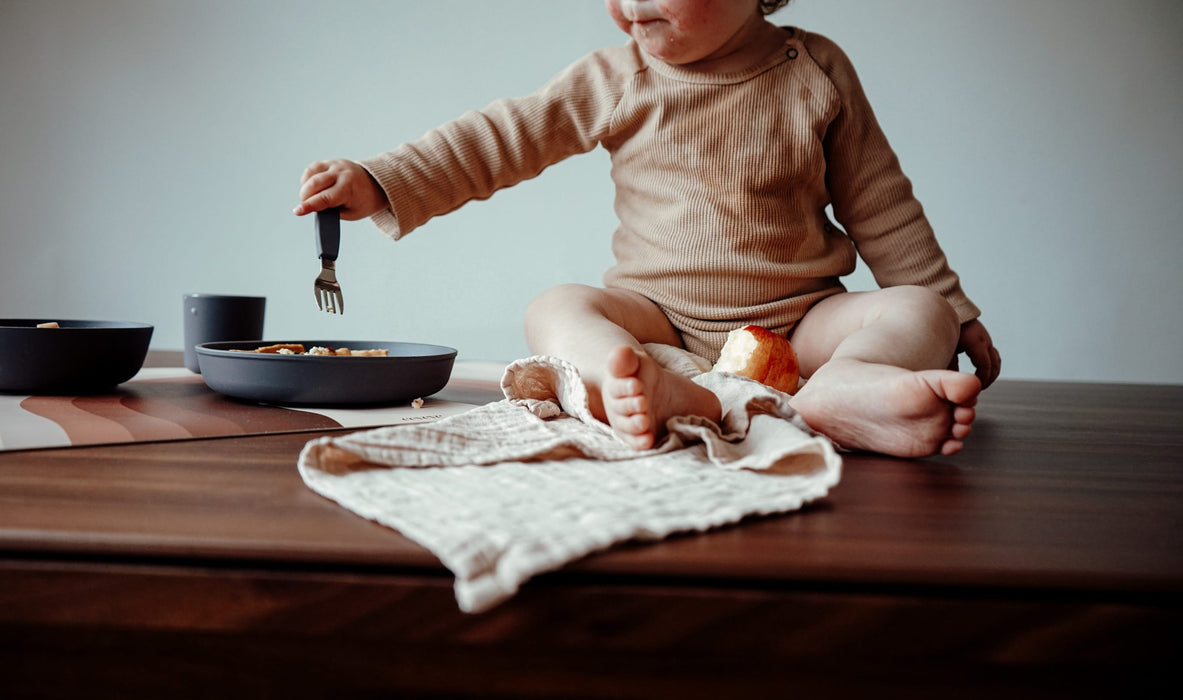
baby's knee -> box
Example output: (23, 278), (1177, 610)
(888, 285), (960, 339)
(524, 283), (600, 329)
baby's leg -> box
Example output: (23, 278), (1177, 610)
(524, 284), (720, 449)
(788, 286), (981, 457)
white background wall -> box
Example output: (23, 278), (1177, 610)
(2, 0), (1180, 383)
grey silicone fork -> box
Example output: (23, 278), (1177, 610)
(314, 207), (344, 314)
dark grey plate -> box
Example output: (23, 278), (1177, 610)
(0, 319), (154, 394)
(195, 340), (457, 406)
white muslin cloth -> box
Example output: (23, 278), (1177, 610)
(297, 345), (841, 613)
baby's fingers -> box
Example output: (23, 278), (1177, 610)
(967, 342), (1001, 389)
(295, 171), (341, 216)
(294, 158), (385, 219)
(293, 190), (337, 217)
(300, 159), (332, 184)
(298, 169), (339, 201)
(981, 344), (1002, 387)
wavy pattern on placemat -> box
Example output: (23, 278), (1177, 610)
(8, 372), (340, 451)
(0, 366), (493, 452)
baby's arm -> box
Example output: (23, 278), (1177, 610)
(952, 319), (1001, 388)
(294, 158), (388, 221)
(810, 33), (979, 324)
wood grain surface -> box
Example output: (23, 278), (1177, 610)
(1, 362), (1179, 698)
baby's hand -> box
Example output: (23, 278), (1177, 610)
(950, 319), (1001, 388)
(294, 159), (388, 220)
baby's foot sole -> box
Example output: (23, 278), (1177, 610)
(791, 359), (980, 458)
(602, 346), (721, 450)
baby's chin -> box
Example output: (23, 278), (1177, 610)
(632, 32), (701, 65)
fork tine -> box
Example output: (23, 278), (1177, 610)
(314, 208), (345, 315)
(315, 283), (343, 314)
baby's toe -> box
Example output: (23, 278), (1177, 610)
(940, 439), (965, 456)
(619, 428), (655, 451)
(619, 410), (652, 435)
(607, 345), (643, 380)
(620, 377), (645, 399)
(610, 394), (648, 418)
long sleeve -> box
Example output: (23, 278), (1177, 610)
(359, 48), (639, 240)
(807, 33), (980, 323)
(353, 28), (981, 362)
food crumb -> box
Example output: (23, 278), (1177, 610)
(36, 322), (60, 328)
(411, 398), (424, 409)
(231, 343), (388, 356)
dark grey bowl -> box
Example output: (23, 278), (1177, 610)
(0, 319), (154, 394)
(195, 339), (457, 406)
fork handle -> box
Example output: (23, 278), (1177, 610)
(316, 207), (341, 261)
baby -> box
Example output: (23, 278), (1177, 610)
(295, 0), (1001, 457)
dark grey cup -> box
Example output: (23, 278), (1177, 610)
(182, 294), (265, 373)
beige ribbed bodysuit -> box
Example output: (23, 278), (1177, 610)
(360, 26), (980, 362)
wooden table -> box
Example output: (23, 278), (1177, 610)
(1, 353), (1179, 698)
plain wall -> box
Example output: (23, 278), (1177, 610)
(2, 0), (1181, 383)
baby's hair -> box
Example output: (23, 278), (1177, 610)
(759, 0), (792, 14)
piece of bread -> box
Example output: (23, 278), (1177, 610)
(230, 343), (388, 356)
(712, 325), (800, 394)
(232, 343), (307, 354)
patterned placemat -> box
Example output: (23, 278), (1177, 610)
(0, 366), (496, 452)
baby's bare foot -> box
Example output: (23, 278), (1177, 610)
(602, 346), (721, 450)
(791, 359), (981, 457)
